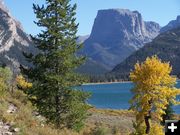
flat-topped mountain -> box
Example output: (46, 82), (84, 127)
(82, 9), (160, 69)
(0, 0), (35, 72)
(111, 27), (180, 79)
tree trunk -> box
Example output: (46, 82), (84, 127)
(55, 95), (60, 127)
(145, 115), (151, 134)
(145, 99), (152, 134)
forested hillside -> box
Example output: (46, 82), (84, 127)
(110, 27), (180, 80)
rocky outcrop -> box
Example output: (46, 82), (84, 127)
(161, 15), (180, 33)
(0, 0), (35, 72)
(0, 103), (19, 135)
(82, 9), (161, 69)
(0, 121), (14, 135)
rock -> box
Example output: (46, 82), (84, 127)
(40, 123), (45, 127)
(0, 0), (37, 73)
(0, 121), (14, 135)
(82, 9), (160, 69)
(4, 131), (13, 135)
(7, 104), (17, 114)
(33, 111), (39, 116)
(3, 125), (10, 130)
(33, 111), (45, 121)
(13, 128), (20, 132)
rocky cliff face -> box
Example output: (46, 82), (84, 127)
(160, 15), (180, 33)
(0, 0), (35, 72)
(82, 9), (160, 69)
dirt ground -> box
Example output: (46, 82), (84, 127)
(86, 109), (136, 134)
(86, 108), (180, 135)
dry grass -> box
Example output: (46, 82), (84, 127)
(86, 108), (135, 135)
(0, 91), (134, 135)
(1, 90), (179, 135)
(89, 108), (135, 117)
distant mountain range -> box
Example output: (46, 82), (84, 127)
(160, 15), (180, 33)
(110, 27), (180, 79)
(76, 59), (109, 75)
(81, 9), (161, 70)
(0, 0), (180, 77)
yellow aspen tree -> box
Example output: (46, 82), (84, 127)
(129, 56), (180, 134)
(16, 75), (32, 90)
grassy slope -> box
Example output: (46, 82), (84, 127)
(0, 89), (136, 135)
(1, 89), (179, 135)
(0, 90), (81, 135)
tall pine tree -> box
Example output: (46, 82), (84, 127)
(21, 0), (90, 131)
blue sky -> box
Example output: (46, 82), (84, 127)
(4, 0), (180, 36)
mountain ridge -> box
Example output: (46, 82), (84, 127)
(1, 1), (179, 76)
(110, 27), (180, 79)
(0, 1), (36, 72)
(160, 15), (180, 33)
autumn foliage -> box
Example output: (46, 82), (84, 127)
(16, 75), (32, 90)
(130, 56), (180, 134)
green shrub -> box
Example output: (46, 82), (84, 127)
(130, 121), (164, 135)
(0, 67), (12, 98)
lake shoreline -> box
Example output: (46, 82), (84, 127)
(83, 79), (180, 85)
(83, 81), (132, 85)
(82, 82), (180, 114)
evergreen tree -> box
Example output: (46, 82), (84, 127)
(0, 67), (12, 98)
(21, 0), (90, 131)
(161, 102), (174, 125)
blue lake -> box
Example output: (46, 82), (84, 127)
(81, 82), (180, 114)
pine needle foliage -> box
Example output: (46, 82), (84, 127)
(21, 0), (90, 131)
